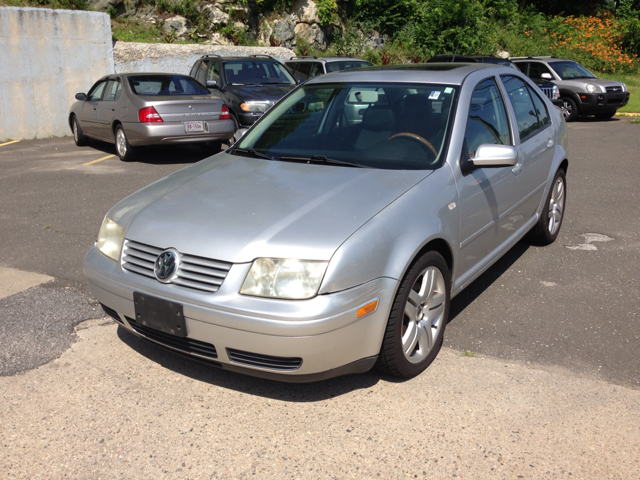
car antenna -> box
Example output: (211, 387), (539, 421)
(452, 16), (469, 62)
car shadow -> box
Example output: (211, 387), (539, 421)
(116, 326), (381, 401)
(85, 140), (228, 165)
(448, 238), (531, 323)
(575, 116), (622, 123)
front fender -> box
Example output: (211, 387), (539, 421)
(319, 166), (459, 294)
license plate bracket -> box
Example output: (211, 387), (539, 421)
(133, 292), (186, 338)
(184, 121), (204, 133)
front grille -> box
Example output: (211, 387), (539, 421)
(126, 316), (218, 359)
(227, 348), (302, 371)
(101, 303), (123, 324)
(121, 239), (232, 293)
(538, 86), (555, 100)
(606, 86), (623, 93)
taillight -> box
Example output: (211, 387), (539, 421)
(220, 104), (230, 120)
(138, 106), (163, 123)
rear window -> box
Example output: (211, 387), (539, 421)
(325, 61), (372, 73)
(128, 75), (209, 96)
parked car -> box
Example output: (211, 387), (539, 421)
(69, 73), (235, 161)
(511, 56), (630, 121)
(189, 55), (296, 134)
(427, 54), (562, 105)
(285, 56), (373, 83)
(84, 63), (568, 382)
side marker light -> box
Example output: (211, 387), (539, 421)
(357, 300), (379, 318)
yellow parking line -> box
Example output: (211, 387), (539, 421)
(0, 139), (20, 147)
(83, 154), (115, 165)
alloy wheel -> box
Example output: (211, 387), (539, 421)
(73, 120), (79, 143)
(548, 175), (565, 235)
(561, 101), (572, 119)
(116, 129), (127, 157)
(401, 265), (446, 364)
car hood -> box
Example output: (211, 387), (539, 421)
(227, 84), (295, 103)
(558, 77), (625, 90)
(110, 153), (432, 264)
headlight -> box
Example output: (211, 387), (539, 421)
(97, 217), (125, 262)
(585, 84), (598, 93)
(552, 85), (560, 101)
(240, 258), (328, 300)
(240, 102), (270, 113)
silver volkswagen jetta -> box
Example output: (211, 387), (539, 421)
(83, 64), (568, 382)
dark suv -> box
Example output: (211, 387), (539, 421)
(427, 55), (561, 105)
(190, 55), (297, 131)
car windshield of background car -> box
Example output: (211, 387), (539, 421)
(128, 75), (210, 95)
(325, 61), (373, 73)
(549, 61), (596, 80)
(223, 61), (295, 86)
(234, 82), (458, 170)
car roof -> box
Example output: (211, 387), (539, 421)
(287, 56), (370, 63)
(304, 63), (498, 85)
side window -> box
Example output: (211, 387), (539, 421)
(515, 62), (529, 74)
(194, 61), (207, 84)
(530, 88), (550, 128)
(528, 62), (553, 80)
(293, 63), (312, 82)
(87, 80), (107, 102)
(207, 61), (220, 82)
(501, 75), (540, 141)
(103, 79), (122, 102)
(464, 78), (511, 157)
(308, 62), (323, 78)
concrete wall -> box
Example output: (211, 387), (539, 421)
(114, 42), (296, 75)
(0, 7), (114, 140)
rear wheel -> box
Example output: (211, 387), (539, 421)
(529, 169), (566, 245)
(71, 115), (88, 147)
(376, 251), (450, 378)
(560, 97), (578, 122)
(595, 110), (616, 120)
(115, 125), (136, 162)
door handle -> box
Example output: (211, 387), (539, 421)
(512, 164), (522, 176)
(547, 139), (554, 148)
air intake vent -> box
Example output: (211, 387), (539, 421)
(101, 303), (124, 324)
(606, 86), (622, 93)
(226, 348), (302, 371)
(126, 316), (218, 359)
(121, 239), (232, 293)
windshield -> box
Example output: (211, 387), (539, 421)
(549, 61), (596, 80)
(234, 82), (458, 170)
(325, 61), (373, 73)
(128, 75), (209, 95)
(223, 60), (296, 85)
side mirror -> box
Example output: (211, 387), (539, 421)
(541, 73), (553, 80)
(462, 144), (518, 175)
(75, 93), (86, 101)
(206, 80), (218, 89)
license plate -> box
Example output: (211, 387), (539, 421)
(133, 292), (186, 338)
(184, 121), (204, 133)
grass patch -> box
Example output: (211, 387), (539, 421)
(462, 350), (476, 357)
(629, 118), (640, 124)
(111, 19), (164, 43)
(598, 72), (640, 113)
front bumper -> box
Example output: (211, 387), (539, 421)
(124, 119), (235, 147)
(83, 246), (397, 382)
(576, 92), (630, 114)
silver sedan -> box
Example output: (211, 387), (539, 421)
(83, 64), (568, 381)
(69, 73), (235, 161)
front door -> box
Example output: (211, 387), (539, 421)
(79, 79), (107, 136)
(95, 78), (122, 141)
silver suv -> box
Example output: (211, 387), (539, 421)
(285, 56), (372, 83)
(512, 56), (629, 121)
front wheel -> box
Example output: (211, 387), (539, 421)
(114, 125), (136, 162)
(560, 97), (578, 122)
(376, 251), (450, 378)
(529, 169), (566, 245)
(71, 115), (88, 147)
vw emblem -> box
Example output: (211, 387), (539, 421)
(188, 105), (193, 110)
(154, 249), (179, 283)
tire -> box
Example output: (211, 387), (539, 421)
(376, 251), (450, 378)
(114, 125), (136, 162)
(199, 141), (222, 155)
(560, 97), (578, 122)
(71, 115), (88, 147)
(529, 169), (566, 246)
(595, 110), (616, 120)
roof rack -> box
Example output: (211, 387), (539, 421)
(510, 56), (559, 60)
(250, 54), (274, 59)
(289, 55), (319, 60)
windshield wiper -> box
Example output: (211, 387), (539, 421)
(229, 83), (260, 86)
(279, 155), (366, 168)
(231, 148), (275, 160)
